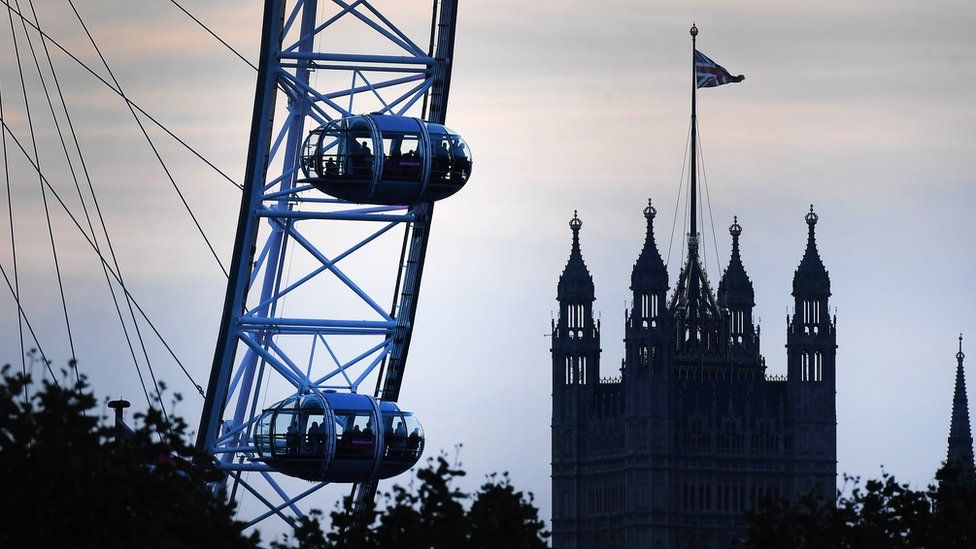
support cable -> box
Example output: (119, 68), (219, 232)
(19, 0), (162, 402)
(681, 167), (689, 265)
(667, 118), (692, 267)
(6, 1), (77, 370)
(696, 121), (707, 275)
(696, 119), (723, 275)
(64, 0), (229, 278)
(167, 0), (257, 71)
(0, 67), (26, 397)
(0, 261), (57, 382)
(0, 0), (243, 191)
(0, 116), (205, 397)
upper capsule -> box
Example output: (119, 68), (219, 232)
(300, 114), (473, 205)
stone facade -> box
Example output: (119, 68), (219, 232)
(551, 204), (837, 548)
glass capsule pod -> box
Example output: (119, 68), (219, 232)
(253, 392), (424, 483)
(300, 114), (472, 205)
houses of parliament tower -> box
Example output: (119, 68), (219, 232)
(550, 202), (837, 548)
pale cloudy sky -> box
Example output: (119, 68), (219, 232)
(1, 0), (976, 532)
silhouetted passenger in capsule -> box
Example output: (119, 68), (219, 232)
(325, 157), (337, 176)
(317, 422), (328, 451)
(387, 420), (408, 459)
(407, 427), (421, 452)
(286, 420), (299, 455)
(307, 421), (320, 454)
(348, 139), (371, 177)
(451, 141), (470, 182)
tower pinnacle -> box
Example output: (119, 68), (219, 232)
(570, 209), (582, 232)
(719, 216), (754, 309)
(947, 333), (975, 478)
(644, 199), (656, 221)
(730, 215), (742, 237)
(633, 199), (667, 293)
(805, 204), (818, 226)
(793, 205), (830, 298)
(559, 210), (595, 302)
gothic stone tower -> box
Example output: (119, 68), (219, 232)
(550, 205), (838, 548)
(551, 211), (603, 548)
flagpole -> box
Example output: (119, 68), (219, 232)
(689, 23), (699, 253)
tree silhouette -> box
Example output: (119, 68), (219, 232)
(741, 468), (976, 547)
(280, 451), (550, 548)
(0, 365), (258, 547)
(1, 365), (549, 547)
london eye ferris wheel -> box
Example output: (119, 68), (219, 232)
(0, 0), (471, 531)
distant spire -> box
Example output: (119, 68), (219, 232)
(632, 199), (668, 291)
(792, 205), (830, 297)
(558, 210), (595, 301)
(719, 216), (755, 309)
(948, 333), (975, 477)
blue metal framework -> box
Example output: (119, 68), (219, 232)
(195, 0), (459, 528)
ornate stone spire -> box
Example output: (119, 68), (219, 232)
(947, 334), (975, 477)
(558, 210), (595, 301)
(631, 199), (668, 292)
(792, 205), (830, 298)
(718, 216), (754, 309)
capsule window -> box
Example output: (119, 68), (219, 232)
(302, 117), (374, 181)
(381, 132), (423, 181)
(427, 126), (472, 189)
(388, 414), (423, 459)
(260, 395), (327, 457)
(333, 411), (376, 460)
(272, 411), (295, 456)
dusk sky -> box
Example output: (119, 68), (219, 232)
(1, 0), (975, 532)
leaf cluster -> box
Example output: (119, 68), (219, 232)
(276, 450), (550, 549)
(0, 366), (258, 548)
(741, 468), (976, 548)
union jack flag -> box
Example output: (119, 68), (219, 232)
(695, 49), (745, 88)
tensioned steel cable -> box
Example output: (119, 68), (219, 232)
(667, 118), (693, 267)
(681, 168), (689, 268)
(0, 0), (243, 192)
(0, 261), (57, 383)
(5, 2), (77, 370)
(64, 0), (230, 278)
(0, 117), (205, 397)
(0, 69), (26, 399)
(696, 119), (724, 277)
(12, 0), (93, 384)
(167, 0), (257, 71)
(17, 0), (161, 399)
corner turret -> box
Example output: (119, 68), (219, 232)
(719, 216), (757, 350)
(553, 210), (600, 387)
(632, 199), (668, 294)
(630, 199), (669, 332)
(792, 205), (830, 300)
(558, 211), (595, 303)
